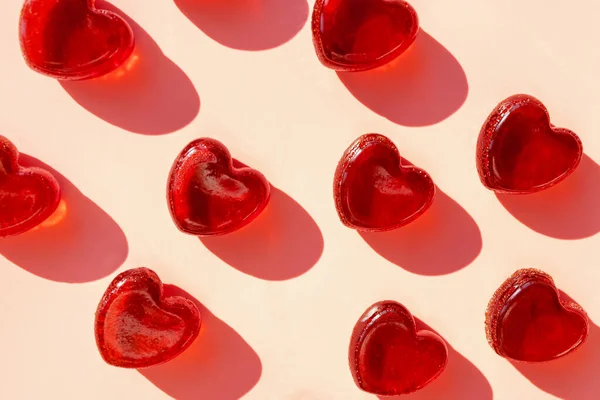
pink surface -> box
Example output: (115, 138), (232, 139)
(1, 0), (599, 399)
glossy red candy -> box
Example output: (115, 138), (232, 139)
(19, 0), (135, 80)
(311, 0), (419, 71)
(95, 267), (201, 368)
(476, 94), (582, 194)
(0, 136), (60, 238)
(350, 301), (447, 396)
(334, 134), (434, 231)
(167, 138), (270, 236)
(485, 268), (588, 362)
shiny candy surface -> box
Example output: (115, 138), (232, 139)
(476, 94), (582, 194)
(334, 134), (434, 231)
(19, 0), (135, 80)
(349, 301), (448, 396)
(0, 136), (60, 238)
(94, 267), (201, 368)
(167, 138), (270, 236)
(311, 0), (419, 71)
(485, 268), (589, 362)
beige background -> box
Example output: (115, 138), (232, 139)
(1, 0), (599, 399)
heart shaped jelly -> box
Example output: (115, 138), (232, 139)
(485, 268), (588, 362)
(349, 301), (448, 396)
(311, 0), (419, 71)
(334, 134), (435, 231)
(19, 0), (135, 80)
(0, 136), (61, 238)
(476, 94), (582, 194)
(95, 267), (201, 368)
(167, 138), (270, 236)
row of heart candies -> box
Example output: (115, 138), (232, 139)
(0, 91), (584, 238)
(91, 266), (588, 397)
(20, 0), (423, 79)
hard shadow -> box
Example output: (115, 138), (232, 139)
(140, 285), (262, 400)
(496, 154), (600, 240)
(510, 290), (598, 400)
(378, 318), (493, 400)
(201, 186), (323, 280)
(360, 187), (481, 275)
(337, 31), (468, 127)
(60, 1), (200, 135)
(174, 0), (308, 51)
(0, 155), (128, 283)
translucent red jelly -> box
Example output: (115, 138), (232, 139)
(349, 301), (447, 396)
(311, 0), (419, 71)
(95, 267), (201, 368)
(0, 136), (60, 238)
(485, 269), (588, 362)
(167, 138), (270, 236)
(476, 94), (582, 194)
(19, 0), (135, 80)
(334, 134), (434, 231)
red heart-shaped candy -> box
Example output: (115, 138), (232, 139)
(311, 0), (419, 71)
(485, 268), (588, 362)
(95, 267), (201, 368)
(19, 0), (135, 80)
(476, 94), (582, 194)
(0, 136), (61, 238)
(349, 301), (448, 396)
(334, 134), (435, 231)
(167, 138), (270, 236)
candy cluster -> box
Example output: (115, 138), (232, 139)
(1, 0), (592, 397)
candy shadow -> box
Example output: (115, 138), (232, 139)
(510, 290), (599, 400)
(359, 188), (481, 276)
(378, 318), (493, 400)
(60, 2), (200, 135)
(496, 154), (600, 240)
(201, 185), (323, 281)
(337, 31), (468, 127)
(140, 285), (262, 400)
(174, 0), (308, 51)
(0, 155), (128, 283)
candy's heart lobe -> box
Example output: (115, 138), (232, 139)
(334, 134), (434, 231)
(95, 267), (201, 368)
(349, 301), (447, 395)
(19, 0), (135, 80)
(476, 94), (582, 194)
(312, 0), (419, 71)
(485, 268), (588, 362)
(167, 138), (270, 236)
(0, 136), (61, 238)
